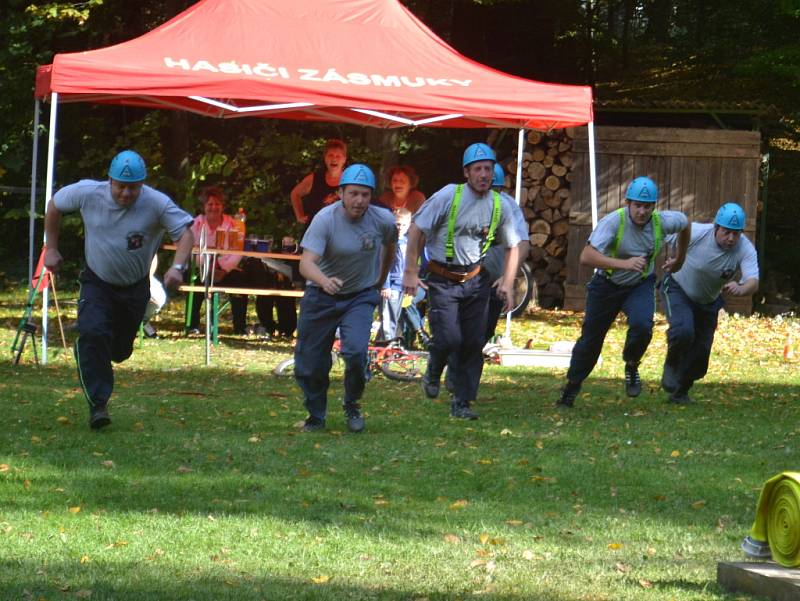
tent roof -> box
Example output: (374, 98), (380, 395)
(35, 0), (592, 130)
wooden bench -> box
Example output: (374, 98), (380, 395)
(178, 285), (305, 344)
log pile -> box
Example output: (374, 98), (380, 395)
(507, 128), (574, 309)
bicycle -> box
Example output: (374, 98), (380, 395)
(273, 337), (430, 382)
(503, 261), (535, 317)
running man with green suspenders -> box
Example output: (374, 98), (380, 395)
(403, 143), (520, 420)
(556, 176), (690, 408)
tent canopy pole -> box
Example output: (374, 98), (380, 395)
(29, 99), (41, 286)
(588, 121), (598, 228)
(42, 92), (59, 365)
(514, 128), (525, 205)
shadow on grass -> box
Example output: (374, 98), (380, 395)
(0, 557), (598, 601)
(2, 352), (798, 544)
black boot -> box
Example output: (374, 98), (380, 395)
(555, 381), (581, 408)
(624, 362), (642, 397)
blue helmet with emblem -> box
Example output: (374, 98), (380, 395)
(108, 150), (147, 182)
(715, 202), (745, 231)
(492, 163), (505, 188)
(339, 164), (376, 190)
(462, 143), (496, 168)
(625, 176), (658, 203)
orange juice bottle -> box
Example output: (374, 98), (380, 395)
(232, 208), (247, 250)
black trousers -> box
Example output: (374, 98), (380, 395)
(426, 271), (492, 403)
(75, 268), (149, 409)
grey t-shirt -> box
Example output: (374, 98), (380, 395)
(482, 192), (528, 281)
(589, 207), (688, 286)
(413, 183), (521, 266)
(53, 179), (193, 286)
(301, 202), (398, 295)
(669, 222), (759, 304)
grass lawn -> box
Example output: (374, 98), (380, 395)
(1, 285), (798, 600)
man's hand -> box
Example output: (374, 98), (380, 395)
(43, 247), (63, 273)
(321, 276), (343, 295)
(163, 267), (184, 290)
(380, 287), (392, 300)
(622, 256), (647, 273)
(662, 255), (682, 274)
(402, 271), (421, 297)
(723, 281), (748, 296)
(497, 280), (514, 313)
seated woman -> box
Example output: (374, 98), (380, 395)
(187, 186), (274, 336)
(378, 165), (426, 213)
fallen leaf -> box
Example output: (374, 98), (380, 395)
(691, 500), (707, 510)
(69, 506), (81, 514)
(311, 575), (331, 584)
(248, 436), (260, 443)
(443, 534), (461, 544)
(500, 429), (512, 436)
(31, 436), (42, 444)
(449, 499), (469, 510)
(607, 542), (622, 550)
(0, 464), (9, 473)
(80, 554), (90, 564)
(670, 450), (681, 458)
(522, 550), (535, 561)
(479, 533), (490, 544)
(505, 519), (523, 527)
(101, 461), (115, 469)
(56, 416), (70, 425)
(477, 458), (493, 465)
(176, 466), (193, 474)
(639, 579), (653, 589)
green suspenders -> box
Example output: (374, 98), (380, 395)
(606, 207), (662, 278)
(445, 184), (502, 263)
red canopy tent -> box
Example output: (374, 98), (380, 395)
(31, 0), (598, 362)
(35, 0), (592, 130)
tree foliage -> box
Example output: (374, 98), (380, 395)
(1, 0), (799, 292)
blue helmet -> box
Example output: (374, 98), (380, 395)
(625, 176), (658, 203)
(339, 164), (376, 190)
(462, 143), (496, 168)
(715, 202), (745, 230)
(108, 150), (147, 182)
(492, 163), (505, 188)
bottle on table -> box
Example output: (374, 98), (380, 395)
(232, 208), (247, 250)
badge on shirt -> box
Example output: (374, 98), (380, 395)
(360, 234), (376, 251)
(126, 231), (145, 251)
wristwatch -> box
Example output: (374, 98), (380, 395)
(171, 263), (187, 273)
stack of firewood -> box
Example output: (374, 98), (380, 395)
(506, 128), (574, 309)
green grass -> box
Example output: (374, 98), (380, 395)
(1, 286), (798, 600)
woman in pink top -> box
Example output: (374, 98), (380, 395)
(378, 165), (426, 213)
(188, 186), (274, 336)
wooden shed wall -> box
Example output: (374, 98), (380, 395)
(565, 126), (761, 315)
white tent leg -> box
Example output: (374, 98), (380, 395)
(588, 120), (599, 228)
(515, 128), (525, 205)
(29, 100), (41, 285)
(42, 93), (59, 365)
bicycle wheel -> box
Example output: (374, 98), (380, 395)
(502, 261), (535, 318)
(380, 349), (430, 382)
(273, 357), (295, 376)
(273, 352), (338, 376)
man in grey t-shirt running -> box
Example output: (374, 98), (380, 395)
(403, 143), (520, 420)
(295, 164), (397, 433)
(660, 202), (759, 404)
(556, 176), (690, 408)
(44, 150), (194, 429)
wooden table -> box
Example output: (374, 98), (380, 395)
(163, 244), (304, 365)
